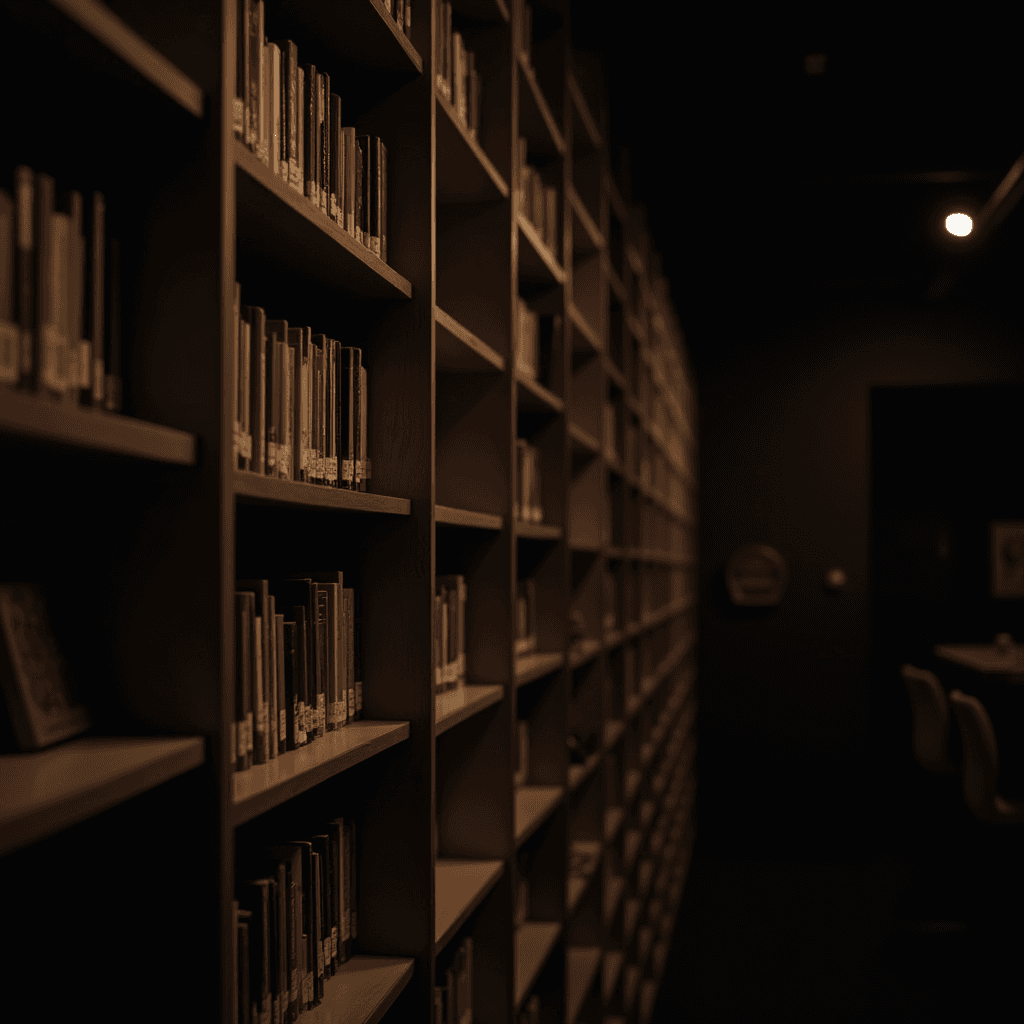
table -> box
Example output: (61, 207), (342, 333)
(933, 643), (1024, 798)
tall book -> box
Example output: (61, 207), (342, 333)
(238, 879), (273, 1024)
(335, 347), (360, 490)
(0, 189), (15, 385)
(264, 844), (304, 1023)
(13, 167), (34, 388)
(329, 94), (343, 225)
(276, 39), (301, 190)
(103, 235), (122, 412)
(237, 580), (272, 764)
(301, 64), (319, 209)
(241, 305), (266, 473)
(234, 591), (254, 771)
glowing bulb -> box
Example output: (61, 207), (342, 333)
(945, 213), (973, 237)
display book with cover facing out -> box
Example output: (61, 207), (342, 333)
(235, 816), (358, 1024)
(434, 936), (473, 1024)
(0, 584), (90, 751)
(234, 288), (370, 492)
(235, 1), (388, 262)
(0, 168), (121, 409)
(434, 575), (467, 695)
(234, 575), (361, 775)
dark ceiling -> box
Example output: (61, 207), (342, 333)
(570, 2), (1024, 337)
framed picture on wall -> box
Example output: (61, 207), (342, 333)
(991, 522), (1024, 599)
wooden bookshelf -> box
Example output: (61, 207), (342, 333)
(1, 2), (697, 1021)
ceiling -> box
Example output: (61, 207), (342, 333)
(571, 3), (1024, 332)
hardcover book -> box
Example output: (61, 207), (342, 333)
(0, 584), (90, 751)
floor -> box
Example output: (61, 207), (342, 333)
(650, 810), (1024, 1024)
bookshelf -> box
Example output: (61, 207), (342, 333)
(0, 2), (697, 1022)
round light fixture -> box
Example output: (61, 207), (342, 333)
(945, 213), (973, 237)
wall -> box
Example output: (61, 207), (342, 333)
(692, 294), (1024, 858)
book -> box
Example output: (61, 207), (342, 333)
(0, 584), (91, 752)
(0, 188), (15, 385)
(329, 94), (343, 224)
(103, 234), (122, 412)
(237, 580), (273, 763)
(238, 879), (273, 1024)
(13, 167), (34, 388)
(237, 909), (252, 1024)
(276, 39), (301, 190)
(336, 346), (360, 490)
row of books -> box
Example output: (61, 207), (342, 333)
(434, 574), (467, 696)
(0, 168), (121, 409)
(435, 3), (482, 138)
(514, 439), (543, 523)
(233, 818), (358, 1024)
(382, 0), (414, 36)
(517, 139), (559, 257)
(234, 574), (362, 776)
(513, 299), (559, 384)
(234, 2), (389, 261)
(514, 579), (537, 656)
(233, 288), (370, 490)
(433, 936), (474, 1024)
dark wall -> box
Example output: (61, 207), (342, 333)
(693, 296), (1024, 857)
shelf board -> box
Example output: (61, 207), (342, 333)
(568, 188), (604, 258)
(515, 785), (563, 846)
(0, 735), (204, 856)
(567, 73), (602, 150)
(268, 0), (421, 76)
(517, 54), (565, 156)
(317, 955), (416, 1024)
(518, 215), (566, 286)
(568, 537), (602, 554)
(568, 750), (601, 792)
(603, 720), (625, 750)
(604, 627), (626, 651)
(566, 946), (602, 1024)
(232, 721), (410, 824)
(0, 388), (197, 464)
(602, 950), (624, 1003)
(435, 684), (504, 736)
(435, 307), (506, 373)
(568, 637), (601, 669)
(436, 88), (509, 202)
(234, 472), (412, 515)
(514, 519), (563, 541)
(514, 650), (565, 687)
(568, 301), (602, 356)
(568, 420), (601, 456)
(604, 805), (625, 844)
(435, 858), (504, 952)
(603, 874), (626, 927)
(515, 920), (562, 1008)
(435, 505), (504, 531)
(235, 140), (413, 301)
(516, 370), (564, 414)
(46, 0), (203, 116)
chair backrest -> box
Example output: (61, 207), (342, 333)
(900, 664), (953, 774)
(948, 690), (1001, 824)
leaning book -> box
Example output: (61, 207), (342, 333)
(0, 584), (91, 750)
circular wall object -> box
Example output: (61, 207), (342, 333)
(825, 567), (847, 590)
(726, 544), (787, 606)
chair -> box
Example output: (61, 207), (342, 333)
(948, 690), (1024, 825)
(900, 665), (955, 775)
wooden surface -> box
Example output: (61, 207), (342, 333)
(935, 643), (1024, 674)
(234, 472), (412, 514)
(515, 920), (562, 1008)
(306, 956), (415, 1024)
(0, 736), (204, 855)
(232, 721), (410, 823)
(566, 946), (602, 1024)
(435, 684), (504, 736)
(435, 859), (504, 951)
(0, 388), (197, 464)
(515, 785), (563, 846)
(515, 650), (566, 687)
(49, 0), (203, 115)
(435, 505), (504, 530)
(435, 307), (506, 373)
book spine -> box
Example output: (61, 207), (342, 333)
(358, 362), (368, 491)
(344, 588), (355, 721)
(406, 0), (413, 36)
(293, 608), (308, 746)
(269, 43), (281, 177)
(104, 236), (122, 412)
(379, 141), (387, 264)
(13, 167), (34, 388)
(267, 596), (277, 759)
(240, 319), (252, 469)
(253, 614), (267, 765)
(296, 67), (305, 197)
(302, 64), (318, 207)
(329, 94), (342, 224)
(248, 1), (263, 154)
(277, 40), (300, 189)
(235, 0), (247, 139)
(64, 190), (84, 404)
(319, 73), (330, 215)
(235, 593), (252, 772)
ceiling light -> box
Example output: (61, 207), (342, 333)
(945, 213), (973, 237)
